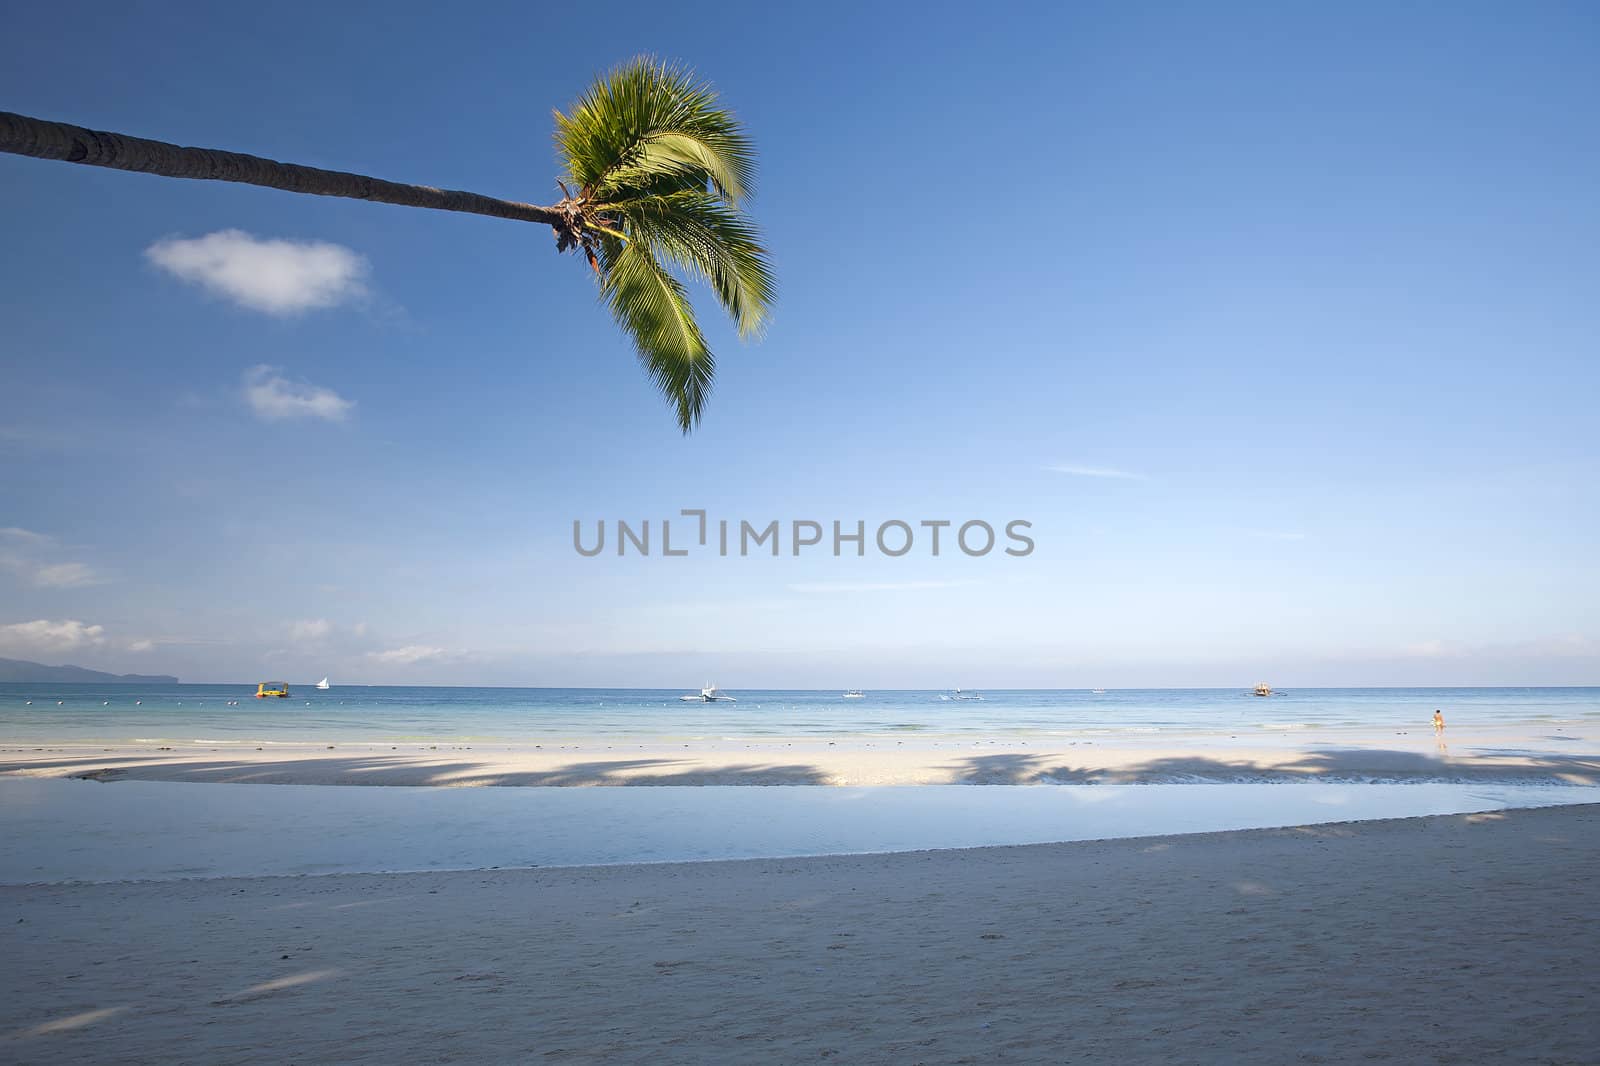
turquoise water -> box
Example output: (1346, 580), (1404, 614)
(5, 777), (1595, 883)
(0, 684), (1595, 744)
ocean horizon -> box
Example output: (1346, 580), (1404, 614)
(4, 683), (1595, 745)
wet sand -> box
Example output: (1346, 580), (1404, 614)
(4, 804), (1598, 1063)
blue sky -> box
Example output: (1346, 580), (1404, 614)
(1, 1), (1596, 686)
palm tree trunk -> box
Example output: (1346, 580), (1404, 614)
(0, 110), (562, 227)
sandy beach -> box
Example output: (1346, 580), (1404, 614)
(2, 722), (1595, 787)
(4, 803), (1597, 1063)
(4, 705), (1596, 1061)
(5, 0), (1594, 1060)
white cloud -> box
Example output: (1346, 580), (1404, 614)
(244, 365), (354, 422)
(0, 619), (106, 655)
(1044, 464), (1148, 481)
(127, 639), (156, 653)
(1400, 640), (1457, 659)
(0, 529), (103, 587)
(787, 580), (983, 593)
(33, 562), (100, 588)
(367, 645), (448, 665)
(145, 229), (369, 314)
(289, 618), (334, 642)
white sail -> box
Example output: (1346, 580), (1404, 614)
(315, 677), (330, 690)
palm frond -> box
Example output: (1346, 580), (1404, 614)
(554, 58), (756, 204)
(592, 130), (751, 205)
(554, 56), (771, 431)
(599, 237), (714, 432)
(609, 190), (774, 337)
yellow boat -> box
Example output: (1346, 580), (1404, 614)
(256, 682), (290, 698)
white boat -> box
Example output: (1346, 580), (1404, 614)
(842, 690), (865, 699)
(1091, 688), (1106, 694)
(315, 677), (330, 690)
(679, 684), (737, 703)
(950, 689), (985, 701)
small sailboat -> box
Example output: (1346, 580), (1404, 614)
(679, 684), (737, 703)
(1253, 682), (1273, 697)
(315, 677), (331, 690)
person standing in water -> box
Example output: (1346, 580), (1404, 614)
(1433, 709), (1445, 733)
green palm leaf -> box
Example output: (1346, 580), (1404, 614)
(554, 61), (756, 204)
(593, 131), (752, 205)
(609, 191), (774, 338)
(555, 57), (773, 430)
(600, 238), (714, 432)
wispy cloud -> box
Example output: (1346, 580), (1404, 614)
(367, 644), (449, 665)
(123, 635), (225, 653)
(0, 619), (106, 655)
(33, 562), (101, 588)
(244, 365), (354, 422)
(288, 618), (334, 642)
(1044, 463), (1148, 481)
(146, 229), (369, 314)
(787, 580), (983, 594)
(1400, 639), (1457, 659)
(0, 529), (105, 587)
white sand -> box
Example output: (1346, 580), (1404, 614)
(3, 804), (1597, 1063)
(2, 721), (1595, 786)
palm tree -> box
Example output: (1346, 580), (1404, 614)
(0, 58), (772, 431)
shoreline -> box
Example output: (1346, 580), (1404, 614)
(6, 804), (1598, 1062)
(9, 800), (1600, 887)
(9, 777), (1596, 884)
(3, 722), (1595, 786)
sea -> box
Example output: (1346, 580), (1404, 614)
(1, 683), (1595, 745)
(5, 684), (1597, 879)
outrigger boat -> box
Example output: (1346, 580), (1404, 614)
(679, 684), (737, 703)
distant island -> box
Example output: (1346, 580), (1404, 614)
(0, 657), (178, 684)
